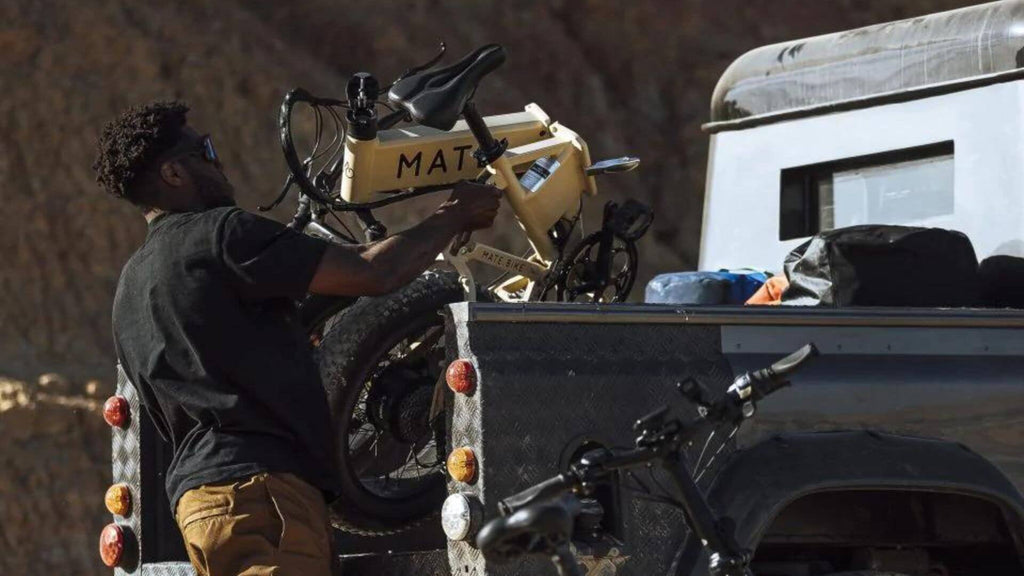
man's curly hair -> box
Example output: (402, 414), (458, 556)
(93, 101), (190, 204)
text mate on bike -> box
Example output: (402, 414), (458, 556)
(95, 101), (500, 576)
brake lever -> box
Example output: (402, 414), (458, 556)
(677, 377), (712, 412)
(258, 174), (295, 212)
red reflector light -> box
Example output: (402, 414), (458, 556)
(103, 396), (129, 428)
(446, 359), (476, 394)
(98, 523), (124, 567)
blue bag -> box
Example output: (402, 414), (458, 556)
(645, 270), (768, 305)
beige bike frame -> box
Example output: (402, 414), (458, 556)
(336, 104), (598, 301)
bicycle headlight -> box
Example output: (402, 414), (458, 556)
(441, 493), (483, 541)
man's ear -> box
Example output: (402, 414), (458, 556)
(158, 159), (188, 188)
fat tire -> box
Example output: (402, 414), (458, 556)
(312, 270), (464, 535)
(298, 293), (358, 337)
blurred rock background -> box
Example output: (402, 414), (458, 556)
(0, 0), (985, 573)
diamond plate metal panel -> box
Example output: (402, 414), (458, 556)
(139, 563), (197, 576)
(112, 364), (197, 576)
(113, 363), (146, 576)
(444, 306), (736, 576)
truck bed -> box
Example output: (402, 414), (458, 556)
(441, 302), (1024, 576)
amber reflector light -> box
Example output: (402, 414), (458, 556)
(98, 523), (124, 567)
(105, 484), (132, 516)
(445, 359), (476, 394)
(447, 446), (477, 483)
(103, 396), (129, 428)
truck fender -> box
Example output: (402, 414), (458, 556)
(675, 430), (1024, 575)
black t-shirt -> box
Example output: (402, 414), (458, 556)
(112, 206), (341, 508)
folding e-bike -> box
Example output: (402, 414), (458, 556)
(268, 43), (653, 533)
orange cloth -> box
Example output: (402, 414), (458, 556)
(745, 276), (789, 305)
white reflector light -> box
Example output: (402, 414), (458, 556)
(441, 493), (481, 541)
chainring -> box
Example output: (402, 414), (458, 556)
(555, 232), (640, 303)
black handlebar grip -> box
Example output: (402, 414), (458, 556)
(751, 372), (790, 399)
(498, 473), (574, 516)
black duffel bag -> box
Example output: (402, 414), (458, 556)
(782, 225), (980, 307)
(978, 255), (1024, 308)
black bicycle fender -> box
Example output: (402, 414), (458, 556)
(676, 430), (1024, 576)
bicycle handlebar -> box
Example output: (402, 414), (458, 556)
(498, 344), (820, 518)
(278, 89), (341, 206)
(497, 345), (820, 517)
(481, 344), (820, 576)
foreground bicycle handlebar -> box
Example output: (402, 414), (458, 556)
(477, 344), (819, 576)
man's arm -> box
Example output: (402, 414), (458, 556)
(308, 181), (500, 297)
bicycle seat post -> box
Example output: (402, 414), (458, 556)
(449, 101), (508, 255)
(462, 101), (507, 168)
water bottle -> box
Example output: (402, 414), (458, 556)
(519, 156), (560, 193)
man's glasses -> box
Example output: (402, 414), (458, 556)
(196, 135), (219, 164)
(163, 134), (219, 165)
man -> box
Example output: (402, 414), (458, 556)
(94, 101), (500, 576)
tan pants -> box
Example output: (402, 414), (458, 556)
(175, 472), (333, 576)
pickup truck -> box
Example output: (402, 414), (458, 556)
(99, 3), (1024, 575)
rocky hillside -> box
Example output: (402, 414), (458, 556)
(0, 0), (986, 383)
(0, 376), (111, 574)
(0, 1), (987, 573)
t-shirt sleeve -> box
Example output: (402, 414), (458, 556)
(216, 208), (329, 301)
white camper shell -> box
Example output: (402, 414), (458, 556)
(700, 0), (1024, 273)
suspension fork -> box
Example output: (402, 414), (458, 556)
(660, 450), (749, 576)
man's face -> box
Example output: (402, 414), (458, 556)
(170, 126), (236, 208)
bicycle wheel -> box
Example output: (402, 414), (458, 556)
(313, 270), (464, 534)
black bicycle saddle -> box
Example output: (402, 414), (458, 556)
(476, 497), (577, 563)
(388, 44), (506, 131)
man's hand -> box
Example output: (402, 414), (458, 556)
(308, 180), (502, 297)
(439, 180), (502, 232)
